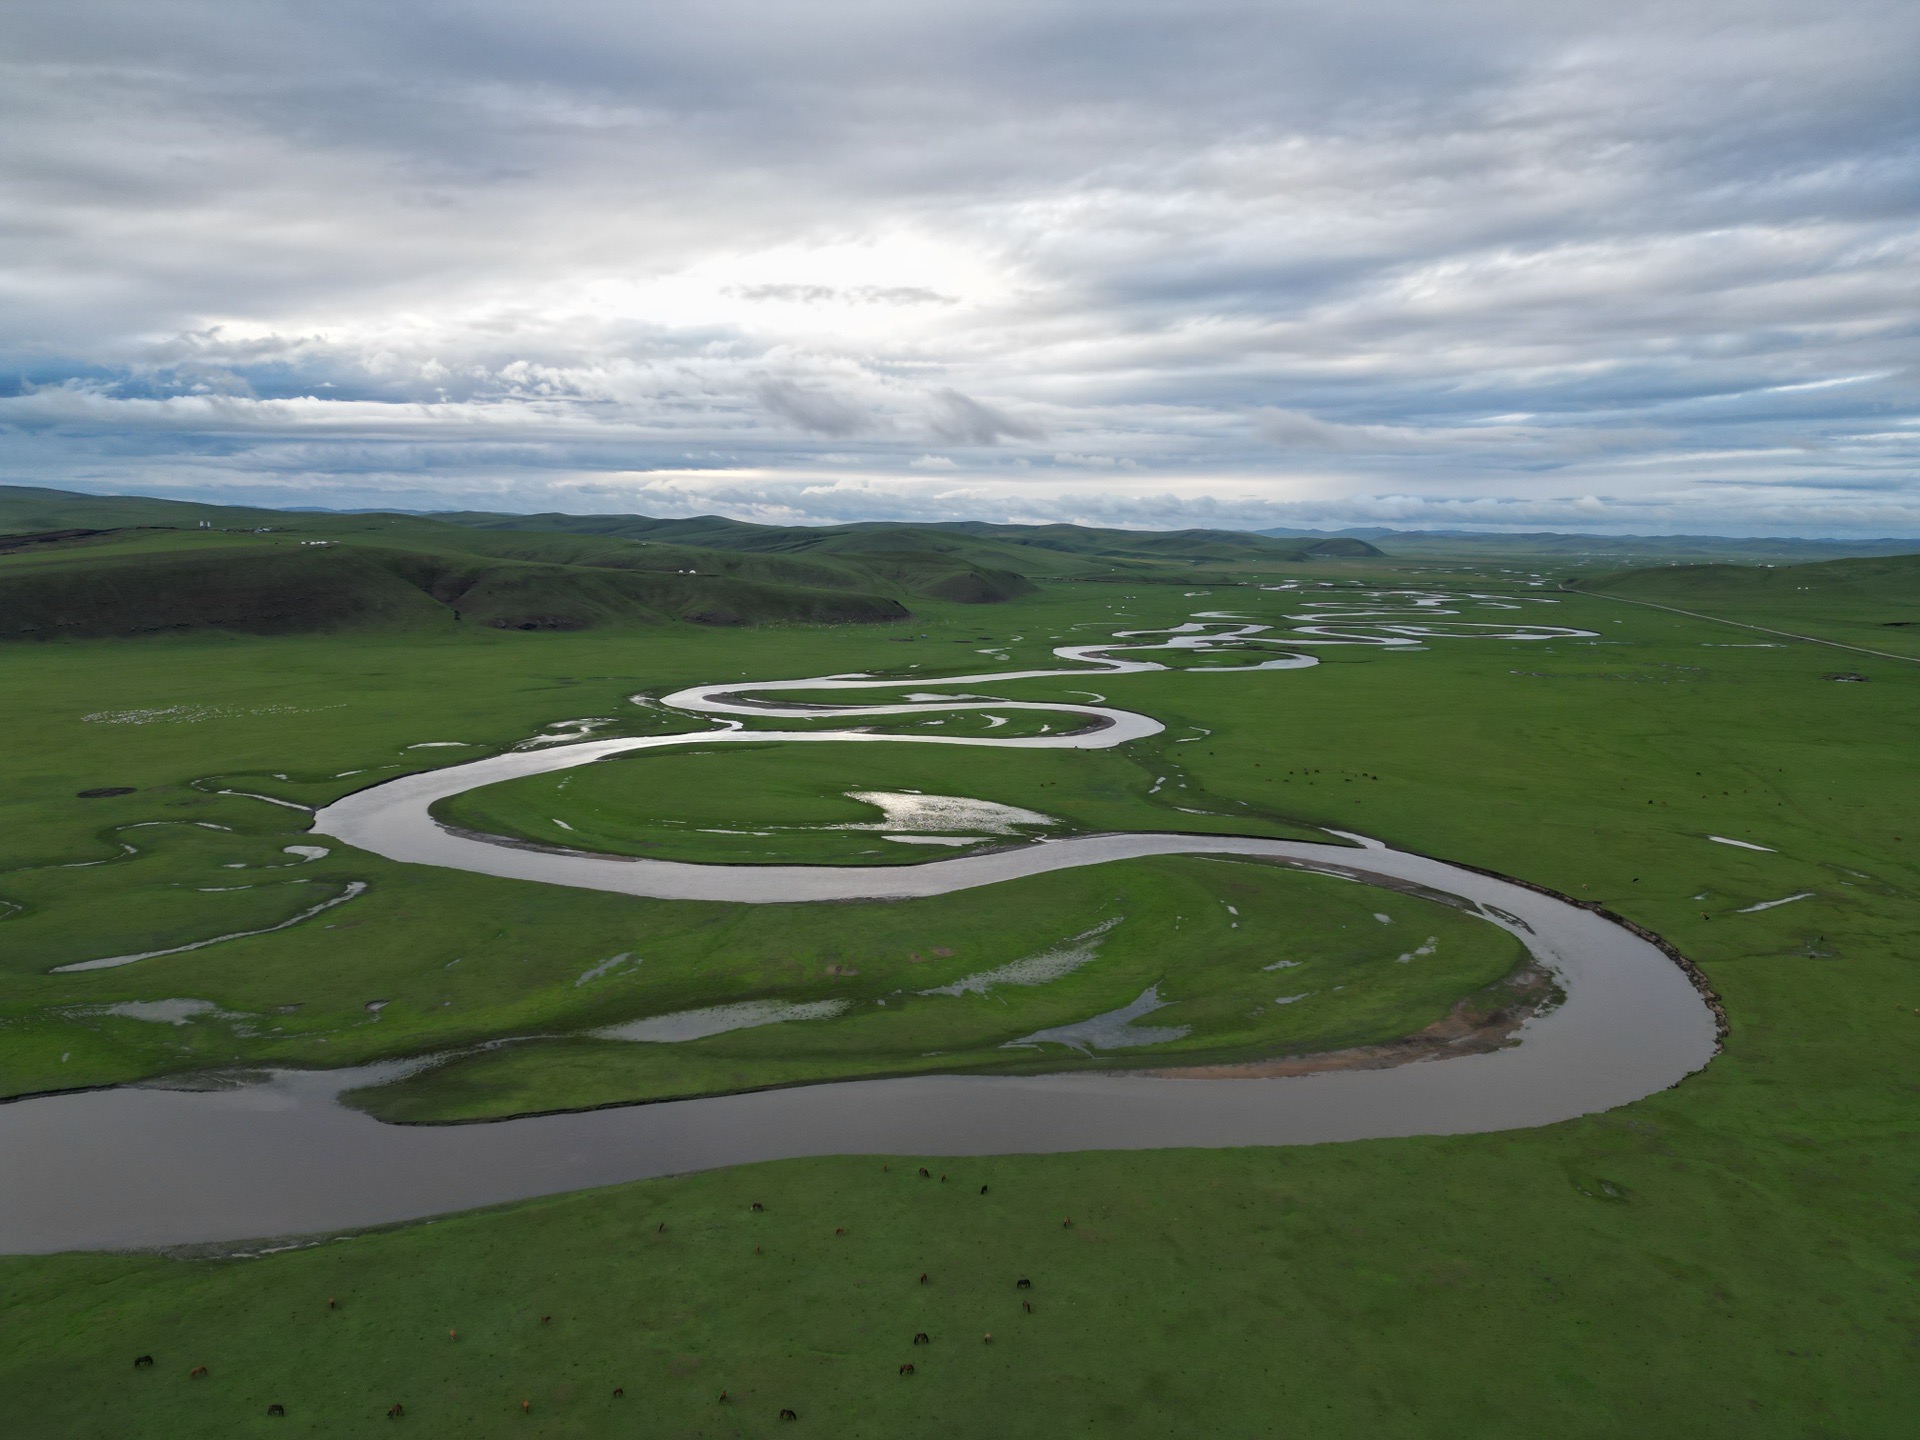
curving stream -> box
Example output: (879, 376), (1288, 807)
(0, 593), (1719, 1253)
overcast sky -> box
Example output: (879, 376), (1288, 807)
(4, 1), (1917, 533)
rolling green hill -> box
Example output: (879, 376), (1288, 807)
(441, 507), (1382, 574)
(1259, 526), (1920, 565)
(0, 489), (913, 639)
(0, 485), (1381, 641)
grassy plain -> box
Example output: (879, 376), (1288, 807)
(348, 858), (1523, 1122)
(432, 736), (1331, 866)
(1587, 552), (1920, 658)
(0, 587), (1500, 1109)
(2, 558), (1918, 1435)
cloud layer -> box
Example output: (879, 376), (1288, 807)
(3, 1), (1916, 534)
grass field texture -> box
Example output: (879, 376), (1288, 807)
(1, 558), (1916, 1435)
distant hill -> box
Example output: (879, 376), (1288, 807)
(1256, 526), (1918, 564)
(0, 485), (1379, 642)
(436, 509), (1383, 573)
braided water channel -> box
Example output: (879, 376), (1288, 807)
(0, 591), (1720, 1252)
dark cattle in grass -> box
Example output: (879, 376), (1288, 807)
(912, 1332), (930, 1345)
(267, 1404), (285, 1417)
(780, 1407), (798, 1421)
(132, 1355), (154, 1369)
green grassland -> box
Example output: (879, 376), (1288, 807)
(0, 582), (1503, 1111)
(1, 531), (1917, 1435)
(346, 857), (1526, 1123)
(1585, 552), (1920, 658)
(431, 736), (1331, 866)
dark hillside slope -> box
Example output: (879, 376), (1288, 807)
(0, 536), (907, 641)
(0, 483), (1381, 642)
(0, 488), (918, 638)
(0, 488), (1012, 631)
(405, 555), (906, 630)
(0, 545), (446, 640)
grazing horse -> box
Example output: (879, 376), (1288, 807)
(983, 1333), (992, 1343)
(387, 1402), (405, 1419)
(539, 1315), (552, 1325)
(979, 1185), (989, 1195)
(612, 1387), (624, 1398)
(266, 1404), (285, 1417)
(835, 1227), (846, 1236)
(899, 1363), (916, 1376)
(132, 1355), (154, 1369)
(918, 1272), (929, 1285)
(328, 1297), (337, 1309)
(1015, 1277), (1032, 1289)
(520, 1400), (531, 1413)
(912, 1332), (930, 1346)
(1023, 1300), (1032, 1314)
(1062, 1217), (1073, 1228)
(779, 1408), (798, 1422)
(917, 1167), (930, 1179)
(189, 1366), (208, 1379)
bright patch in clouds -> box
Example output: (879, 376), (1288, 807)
(1, 1), (1916, 535)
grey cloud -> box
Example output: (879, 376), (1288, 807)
(731, 284), (955, 306)
(927, 389), (1045, 446)
(0, 2), (1916, 534)
(754, 377), (872, 437)
(1253, 409), (1425, 452)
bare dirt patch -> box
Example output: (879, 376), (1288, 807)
(1140, 965), (1561, 1080)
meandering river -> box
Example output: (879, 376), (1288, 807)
(0, 593), (1719, 1252)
